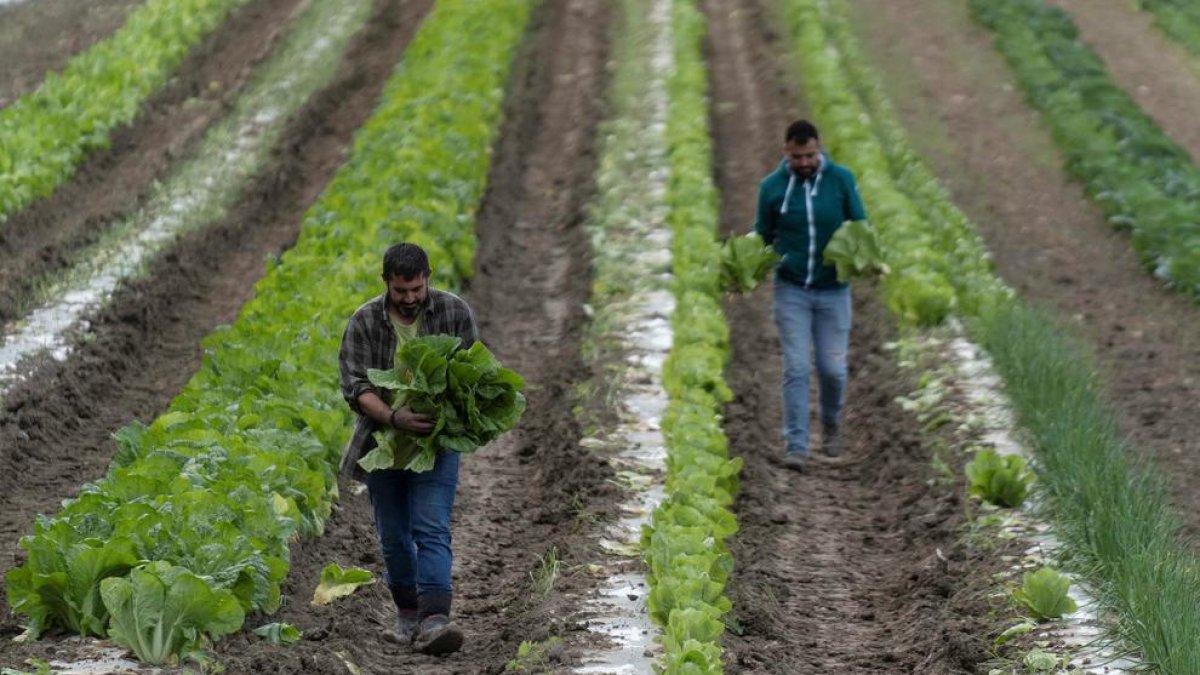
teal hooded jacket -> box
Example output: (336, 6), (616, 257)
(754, 155), (867, 289)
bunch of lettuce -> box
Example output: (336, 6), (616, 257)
(358, 336), (526, 473)
(719, 233), (780, 294)
(823, 220), (890, 283)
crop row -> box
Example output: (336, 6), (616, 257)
(640, 0), (741, 672)
(970, 0), (1200, 300)
(1135, 0), (1200, 56)
(0, 0), (247, 222)
(5, 0), (533, 664)
(785, 0), (1200, 670)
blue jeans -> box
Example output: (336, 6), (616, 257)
(772, 281), (852, 456)
(365, 451), (460, 595)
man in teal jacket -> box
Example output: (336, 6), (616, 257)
(755, 120), (866, 470)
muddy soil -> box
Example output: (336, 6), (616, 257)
(0, 0), (307, 325)
(1048, 0), (1200, 164)
(847, 0), (1200, 541)
(0, 0), (434, 659)
(0, 0), (143, 108)
(704, 0), (999, 672)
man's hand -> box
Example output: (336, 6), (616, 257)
(391, 406), (435, 434)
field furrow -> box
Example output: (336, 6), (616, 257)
(703, 0), (991, 672)
(1048, 0), (1200, 164)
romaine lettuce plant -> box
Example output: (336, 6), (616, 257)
(823, 220), (889, 283)
(966, 449), (1032, 508)
(358, 336), (526, 473)
(1013, 567), (1078, 620)
(719, 233), (779, 293)
(100, 562), (244, 665)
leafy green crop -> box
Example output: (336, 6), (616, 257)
(1013, 567), (1078, 620)
(0, 0), (247, 222)
(4, 528), (140, 638)
(823, 220), (889, 283)
(971, 0), (1200, 300)
(100, 561), (244, 665)
(719, 233), (779, 293)
(635, 1), (744, 672)
(1136, 0), (1200, 57)
(358, 336), (526, 473)
(966, 449), (1032, 508)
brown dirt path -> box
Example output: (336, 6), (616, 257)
(705, 0), (994, 672)
(0, 0), (434, 660)
(0, 0), (143, 108)
(846, 0), (1200, 540)
(198, 0), (616, 672)
(1048, 0), (1200, 164)
(0, 0), (307, 325)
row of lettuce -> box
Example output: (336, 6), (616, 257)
(0, 0), (250, 223)
(639, 0), (741, 672)
(969, 0), (1200, 301)
(1136, 0), (1200, 56)
(783, 0), (1200, 670)
(5, 0), (533, 664)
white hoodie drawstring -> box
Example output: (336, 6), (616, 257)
(780, 173), (797, 215)
(779, 154), (826, 214)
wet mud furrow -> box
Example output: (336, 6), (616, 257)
(846, 0), (1200, 541)
(0, 0), (307, 324)
(0, 0), (143, 107)
(0, 0), (434, 648)
(205, 0), (615, 672)
(704, 0), (989, 672)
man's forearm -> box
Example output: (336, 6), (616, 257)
(356, 391), (394, 427)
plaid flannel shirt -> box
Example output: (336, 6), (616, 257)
(337, 288), (479, 481)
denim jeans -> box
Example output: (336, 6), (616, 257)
(772, 280), (852, 456)
(365, 451), (461, 595)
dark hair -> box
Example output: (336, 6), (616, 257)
(382, 242), (431, 279)
(785, 120), (820, 145)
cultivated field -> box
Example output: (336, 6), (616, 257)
(2, 0), (1199, 673)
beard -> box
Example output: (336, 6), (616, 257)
(395, 302), (421, 319)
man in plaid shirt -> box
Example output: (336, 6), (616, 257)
(338, 242), (478, 655)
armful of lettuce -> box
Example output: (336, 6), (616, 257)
(720, 233), (781, 294)
(823, 220), (890, 283)
(358, 335), (526, 473)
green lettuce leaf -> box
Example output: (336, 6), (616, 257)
(822, 220), (890, 283)
(254, 622), (302, 644)
(719, 233), (780, 294)
(311, 563), (374, 606)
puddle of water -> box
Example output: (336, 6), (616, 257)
(570, 0), (674, 671)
